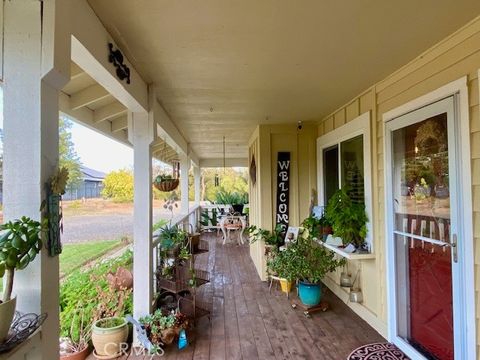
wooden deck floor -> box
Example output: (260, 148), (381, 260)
(88, 232), (384, 360)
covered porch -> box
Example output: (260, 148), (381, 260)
(87, 233), (383, 360)
(1, 1), (480, 359)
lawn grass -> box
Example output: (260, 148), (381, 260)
(60, 240), (123, 277)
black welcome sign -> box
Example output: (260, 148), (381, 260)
(276, 152), (290, 233)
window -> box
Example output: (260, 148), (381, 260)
(317, 112), (373, 250)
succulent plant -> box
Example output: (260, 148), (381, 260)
(0, 216), (46, 302)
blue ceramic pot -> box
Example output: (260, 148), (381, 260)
(298, 281), (322, 306)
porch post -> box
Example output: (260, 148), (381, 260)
(194, 165), (201, 204)
(3, 2), (69, 358)
(130, 111), (154, 321)
(180, 154), (190, 213)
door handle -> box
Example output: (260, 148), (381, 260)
(451, 234), (458, 263)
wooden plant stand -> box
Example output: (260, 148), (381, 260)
(291, 298), (329, 318)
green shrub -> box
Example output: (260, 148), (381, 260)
(101, 170), (134, 202)
(59, 250), (133, 342)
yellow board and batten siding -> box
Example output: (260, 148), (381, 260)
(248, 123), (317, 281)
(317, 15), (480, 348)
(248, 14), (480, 345)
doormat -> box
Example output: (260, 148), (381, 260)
(348, 343), (410, 360)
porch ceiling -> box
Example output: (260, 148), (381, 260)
(61, 62), (180, 164)
(88, 0), (480, 159)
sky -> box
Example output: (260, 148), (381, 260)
(69, 120), (133, 173)
(0, 86), (134, 173)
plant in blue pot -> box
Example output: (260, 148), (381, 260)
(287, 229), (345, 307)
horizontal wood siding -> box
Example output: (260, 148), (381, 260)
(318, 16), (480, 348)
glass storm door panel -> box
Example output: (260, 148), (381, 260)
(390, 97), (457, 360)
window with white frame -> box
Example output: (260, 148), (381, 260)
(317, 112), (373, 250)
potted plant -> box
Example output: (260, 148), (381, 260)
(139, 309), (189, 348)
(215, 189), (248, 214)
(267, 246), (297, 294)
(59, 307), (91, 360)
(91, 317), (128, 358)
(285, 229), (345, 306)
(247, 224), (284, 254)
(154, 174), (179, 192)
(0, 216), (45, 342)
(158, 225), (187, 254)
(325, 188), (368, 249)
(91, 275), (132, 358)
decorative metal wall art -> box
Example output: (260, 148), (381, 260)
(108, 43), (131, 84)
(0, 312), (47, 353)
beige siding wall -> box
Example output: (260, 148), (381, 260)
(248, 123), (317, 280)
(318, 16), (480, 348)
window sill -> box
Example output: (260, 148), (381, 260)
(319, 242), (375, 260)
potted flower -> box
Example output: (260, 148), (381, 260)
(154, 174), (179, 192)
(0, 216), (45, 342)
(285, 229), (345, 306)
(325, 188), (368, 249)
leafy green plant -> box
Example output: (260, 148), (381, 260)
(247, 225), (284, 246)
(215, 189), (248, 205)
(302, 214), (332, 241)
(139, 309), (188, 352)
(94, 317), (125, 328)
(59, 250), (133, 342)
(0, 216), (46, 302)
(154, 174), (174, 184)
(153, 219), (169, 232)
(158, 225), (187, 250)
(271, 230), (345, 284)
(200, 208), (218, 227)
(325, 188), (368, 248)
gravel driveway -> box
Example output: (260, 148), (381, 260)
(62, 209), (172, 243)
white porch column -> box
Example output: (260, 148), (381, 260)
(130, 112), (154, 322)
(3, 2), (68, 359)
(194, 165), (201, 204)
(180, 154), (190, 213)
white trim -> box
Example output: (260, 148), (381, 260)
(383, 77), (475, 360)
(317, 111), (374, 251)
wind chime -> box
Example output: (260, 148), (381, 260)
(214, 136), (226, 187)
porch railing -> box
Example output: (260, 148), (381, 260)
(151, 204), (201, 295)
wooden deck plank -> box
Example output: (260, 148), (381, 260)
(84, 232), (384, 359)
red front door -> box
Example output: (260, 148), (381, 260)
(392, 110), (454, 360)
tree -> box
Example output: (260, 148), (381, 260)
(102, 169), (134, 202)
(190, 168), (248, 202)
(59, 117), (83, 189)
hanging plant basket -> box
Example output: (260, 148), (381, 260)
(154, 176), (179, 192)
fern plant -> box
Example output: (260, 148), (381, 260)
(325, 188), (368, 248)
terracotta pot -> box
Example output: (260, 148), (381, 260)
(60, 345), (91, 360)
(106, 267), (133, 290)
(91, 317), (128, 358)
(0, 295), (16, 343)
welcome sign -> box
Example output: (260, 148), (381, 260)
(276, 152), (290, 232)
